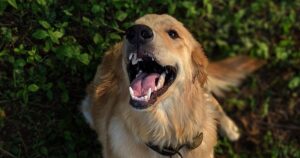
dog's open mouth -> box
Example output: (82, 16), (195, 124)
(127, 53), (177, 109)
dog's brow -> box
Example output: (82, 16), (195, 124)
(154, 19), (175, 28)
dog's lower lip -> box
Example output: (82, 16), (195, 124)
(130, 99), (153, 109)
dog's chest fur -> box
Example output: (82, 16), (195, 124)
(104, 88), (217, 158)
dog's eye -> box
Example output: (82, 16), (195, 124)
(167, 30), (179, 39)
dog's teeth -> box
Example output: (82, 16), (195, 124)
(130, 87), (152, 102)
(156, 83), (161, 90)
(132, 58), (138, 65)
(129, 87), (135, 98)
(132, 54), (141, 65)
(132, 96), (141, 101)
(132, 60), (137, 65)
(129, 53), (133, 60)
(136, 70), (143, 77)
(156, 73), (166, 90)
(131, 53), (137, 64)
(133, 58), (143, 65)
(134, 53), (137, 59)
(152, 57), (154, 61)
(143, 96), (148, 101)
(154, 87), (157, 91)
(131, 94), (148, 102)
(146, 88), (152, 100)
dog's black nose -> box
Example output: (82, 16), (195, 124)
(126, 24), (153, 45)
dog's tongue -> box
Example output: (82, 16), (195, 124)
(130, 73), (160, 97)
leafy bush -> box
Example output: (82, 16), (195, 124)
(0, 0), (299, 158)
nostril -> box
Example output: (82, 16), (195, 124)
(141, 29), (153, 39)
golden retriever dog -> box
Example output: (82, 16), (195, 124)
(81, 14), (263, 158)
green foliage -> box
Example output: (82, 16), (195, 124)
(289, 76), (300, 89)
(0, 0), (299, 158)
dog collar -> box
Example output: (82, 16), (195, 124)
(146, 132), (203, 157)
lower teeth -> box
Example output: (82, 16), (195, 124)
(129, 87), (152, 102)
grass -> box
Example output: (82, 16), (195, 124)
(0, 0), (299, 158)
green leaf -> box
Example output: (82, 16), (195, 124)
(7, 0), (17, 9)
(275, 47), (288, 61)
(37, 0), (47, 6)
(15, 59), (26, 68)
(63, 10), (72, 16)
(0, 50), (8, 58)
(48, 30), (63, 44)
(257, 42), (269, 59)
(288, 77), (300, 89)
(39, 20), (51, 29)
(116, 11), (127, 21)
(32, 29), (48, 39)
(53, 31), (63, 38)
(206, 3), (213, 15)
(109, 33), (121, 40)
(91, 5), (101, 14)
(1, 27), (13, 43)
(78, 53), (90, 65)
(55, 44), (77, 59)
(93, 33), (103, 44)
(28, 84), (39, 92)
(82, 16), (91, 25)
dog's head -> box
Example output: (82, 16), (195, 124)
(123, 14), (208, 110)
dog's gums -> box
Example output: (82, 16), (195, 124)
(127, 53), (177, 109)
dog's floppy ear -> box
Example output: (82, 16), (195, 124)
(191, 43), (208, 86)
(89, 43), (123, 98)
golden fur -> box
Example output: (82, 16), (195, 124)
(81, 14), (263, 158)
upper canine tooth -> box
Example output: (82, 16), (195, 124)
(129, 53), (133, 60)
(156, 73), (166, 90)
(156, 83), (161, 90)
(131, 53), (136, 61)
(129, 87), (134, 98)
(132, 57), (142, 65)
(158, 73), (166, 84)
(132, 58), (139, 65)
(133, 53), (137, 59)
